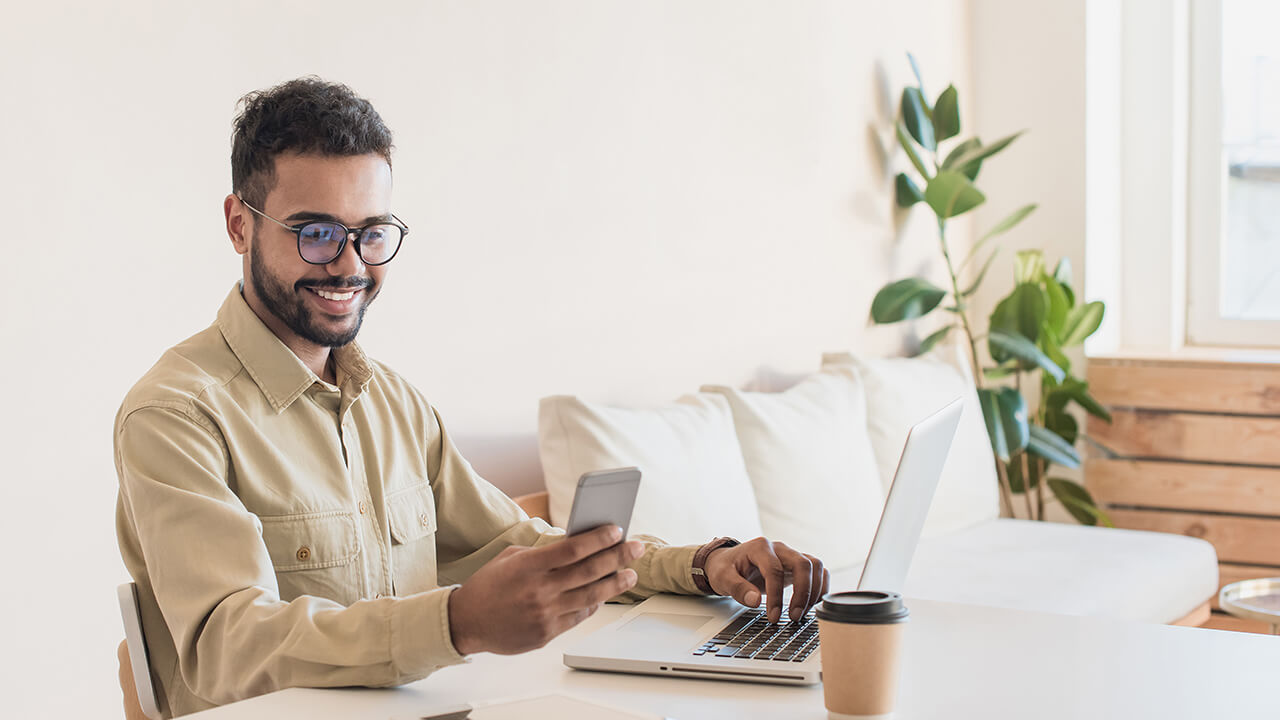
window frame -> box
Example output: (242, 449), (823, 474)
(1185, 0), (1280, 347)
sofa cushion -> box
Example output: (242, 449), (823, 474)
(829, 518), (1219, 624)
(824, 347), (1000, 538)
(537, 394), (764, 547)
(702, 373), (886, 571)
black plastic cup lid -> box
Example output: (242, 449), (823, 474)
(815, 591), (909, 624)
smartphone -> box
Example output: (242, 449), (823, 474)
(565, 467), (642, 538)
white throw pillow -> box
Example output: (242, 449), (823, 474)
(823, 345), (999, 538)
(702, 372), (887, 571)
(537, 394), (764, 547)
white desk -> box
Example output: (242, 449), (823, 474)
(189, 598), (1280, 719)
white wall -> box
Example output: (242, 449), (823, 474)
(0, 1), (972, 715)
(967, 0), (1087, 519)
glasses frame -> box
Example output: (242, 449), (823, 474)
(238, 196), (409, 266)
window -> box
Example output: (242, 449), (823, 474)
(1187, 0), (1280, 345)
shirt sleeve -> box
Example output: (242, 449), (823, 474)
(424, 407), (706, 601)
(116, 406), (466, 708)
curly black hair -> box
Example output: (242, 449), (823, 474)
(231, 76), (394, 209)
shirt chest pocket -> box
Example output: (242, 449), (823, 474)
(386, 482), (439, 596)
(259, 510), (362, 606)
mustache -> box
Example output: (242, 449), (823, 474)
(296, 277), (374, 292)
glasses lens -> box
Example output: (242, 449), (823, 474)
(357, 225), (404, 265)
(298, 223), (344, 263)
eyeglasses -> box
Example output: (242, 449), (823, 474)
(239, 197), (409, 266)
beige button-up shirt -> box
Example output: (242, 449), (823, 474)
(115, 287), (703, 717)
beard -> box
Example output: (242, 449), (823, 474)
(248, 239), (378, 348)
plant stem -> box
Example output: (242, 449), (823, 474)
(937, 218), (1019, 518)
(938, 220), (985, 385)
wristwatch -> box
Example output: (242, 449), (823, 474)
(691, 536), (740, 594)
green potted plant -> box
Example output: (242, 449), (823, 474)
(870, 54), (1112, 525)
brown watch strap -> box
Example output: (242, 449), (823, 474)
(691, 536), (740, 594)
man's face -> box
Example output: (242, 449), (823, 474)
(241, 153), (393, 349)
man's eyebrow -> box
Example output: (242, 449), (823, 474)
(283, 210), (394, 225)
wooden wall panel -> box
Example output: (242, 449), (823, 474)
(1088, 356), (1280, 634)
(1086, 459), (1280, 516)
(1090, 359), (1280, 415)
(1087, 410), (1280, 466)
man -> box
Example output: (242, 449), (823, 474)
(115, 77), (829, 716)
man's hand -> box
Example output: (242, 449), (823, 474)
(447, 525), (644, 655)
(703, 537), (829, 623)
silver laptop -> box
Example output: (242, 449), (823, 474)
(563, 397), (963, 685)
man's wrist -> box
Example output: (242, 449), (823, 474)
(691, 537), (739, 594)
(446, 585), (479, 655)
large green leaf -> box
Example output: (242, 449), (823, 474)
(870, 277), (947, 323)
(988, 329), (1066, 382)
(989, 283), (1047, 344)
(902, 88), (936, 151)
(933, 85), (960, 141)
(942, 137), (983, 180)
(924, 170), (986, 218)
(1061, 301), (1105, 347)
(1049, 378), (1112, 423)
(978, 387), (1029, 462)
(1043, 275), (1071, 334)
(896, 123), (931, 180)
(960, 248), (999, 298)
(943, 131), (1024, 173)
(895, 173), (924, 208)
(1047, 478), (1113, 527)
(1039, 325), (1072, 378)
(1006, 454), (1027, 493)
(1044, 407), (1079, 445)
(914, 324), (955, 356)
(1027, 424), (1081, 468)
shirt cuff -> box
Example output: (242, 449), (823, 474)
(390, 585), (470, 675)
(645, 543), (703, 595)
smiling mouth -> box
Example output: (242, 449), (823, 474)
(309, 288), (358, 301)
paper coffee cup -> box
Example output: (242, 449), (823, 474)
(816, 591), (909, 720)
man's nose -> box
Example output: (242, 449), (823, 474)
(326, 232), (366, 277)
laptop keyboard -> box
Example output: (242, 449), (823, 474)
(690, 607), (819, 662)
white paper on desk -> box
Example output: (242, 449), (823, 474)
(405, 693), (669, 720)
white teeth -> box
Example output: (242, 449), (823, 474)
(314, 289), (356, 301)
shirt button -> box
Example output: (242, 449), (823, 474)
(375, 593), (383, 599)
(296, 546), (311, 562)
(420, 513), (431, 527)
(358, 501), (367, 515)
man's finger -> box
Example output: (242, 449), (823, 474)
(751, 541), (787, 623)
(553, 540), (644, 590)
(779, 547), (813, 621)
(820, 567), (831, 600)
(558, 568), (639, 613)
(529, 524), (622, 571)
(800, 554), (825, 615)
(726, 578), (762, 609)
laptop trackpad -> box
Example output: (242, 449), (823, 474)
(617, 612), (714, 641)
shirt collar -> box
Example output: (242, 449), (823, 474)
(216, 284), (373, 413)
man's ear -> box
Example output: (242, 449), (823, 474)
(224, 194), (250, 256)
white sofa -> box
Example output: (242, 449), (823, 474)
(530, 348), (1219, 625)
